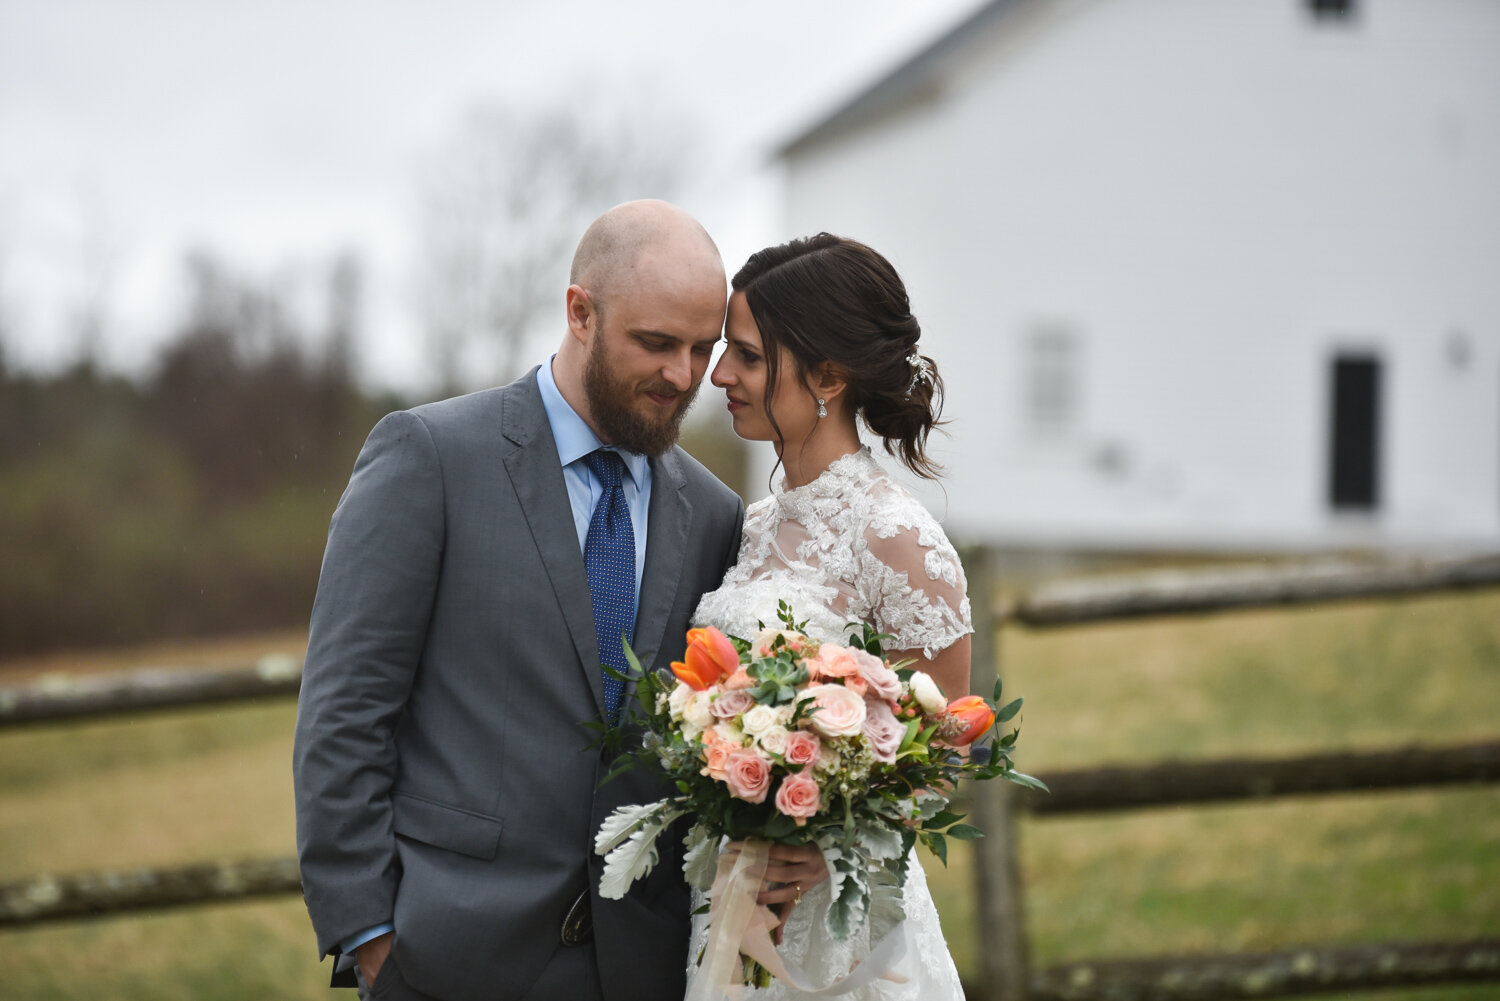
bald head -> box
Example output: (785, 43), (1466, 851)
(569, 199), (723, 308)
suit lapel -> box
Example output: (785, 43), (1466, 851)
(500, 372), (606, 720)
(634, 449), (690, 672)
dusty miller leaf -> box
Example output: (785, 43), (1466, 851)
(598, 802), (686, 900)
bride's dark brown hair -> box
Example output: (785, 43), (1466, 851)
(732, 233), (945, 479)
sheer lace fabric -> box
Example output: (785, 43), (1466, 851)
(688, 448), (971, 1000)
(693, 448), (971, 659)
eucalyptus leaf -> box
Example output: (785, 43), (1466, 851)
(996, 697), (1023, 723)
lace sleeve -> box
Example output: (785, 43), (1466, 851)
(860, 513), (972, 659)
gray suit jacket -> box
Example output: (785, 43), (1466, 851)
(293, 369), (744, 1000)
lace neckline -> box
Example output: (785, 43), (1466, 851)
(774, 446), (879, 517)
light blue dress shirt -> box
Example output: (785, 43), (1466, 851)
(338, 359), (652, 958)
(536, 354), (652, 590)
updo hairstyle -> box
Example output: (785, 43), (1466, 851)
(732, 233), (945, 479)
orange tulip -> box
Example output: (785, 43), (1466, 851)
(671, 626), (740, 691)
(943, 695), (996, 746)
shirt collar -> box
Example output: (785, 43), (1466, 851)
(536, 355), (649, 486)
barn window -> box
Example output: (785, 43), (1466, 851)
(1328, 354), (1381, 510)
(1023, 327), (1078, 436)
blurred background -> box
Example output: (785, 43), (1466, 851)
(2, 1), (1497, 999)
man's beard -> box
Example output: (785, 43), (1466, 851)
(584, 334), (699, 457)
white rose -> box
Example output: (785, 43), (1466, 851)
(757, 725), (790, 756)
(740, 704), (779, 736)
(816, 744), (840, 772)
(910, 671), (948, 714)
(716, 721), (747, 746)
(668, 681), (694, 719)
(683, 691), (714, 731)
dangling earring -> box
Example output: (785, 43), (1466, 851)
(817, 398), (827, 419)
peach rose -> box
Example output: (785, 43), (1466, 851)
(774, 771), (822, 825)
(783, 729), (821, 766)
(842, 673), (869, 698)
(723, 668), (755, 691)
(723, 748), (772, 803)
(801, 683), (867, 738)
(701, 732), (733, 781)
(808, 645), (862, 679)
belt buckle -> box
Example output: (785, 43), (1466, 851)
(560, 890), (593, 946)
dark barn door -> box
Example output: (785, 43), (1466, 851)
(1329, 354), (1381, 510)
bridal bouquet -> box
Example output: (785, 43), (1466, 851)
(593, 602), (1044, 994)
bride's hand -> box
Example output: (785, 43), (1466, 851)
(740, 842), (829, 942)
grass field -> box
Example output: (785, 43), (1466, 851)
(1, 589), (1497, 1000)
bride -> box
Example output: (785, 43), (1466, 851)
(689, 233), (971, 1000)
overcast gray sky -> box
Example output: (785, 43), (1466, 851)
(0, 0), (983, 390)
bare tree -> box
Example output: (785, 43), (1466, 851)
(414, 87), (700, 393)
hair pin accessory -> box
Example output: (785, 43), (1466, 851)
(905, 352), (933, 399)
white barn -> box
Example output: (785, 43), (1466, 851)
(769, 0), (1500, 553)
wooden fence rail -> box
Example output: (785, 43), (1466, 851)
(1005, 553), (1500, 626)
(3, 553), (1497, 1001)
(1027, 740), (1500, 813)
(2, 859), (1494, 1000)
(0, 656), (302, 727)
(1026, 938), (1500, 1001)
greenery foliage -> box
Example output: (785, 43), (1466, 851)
(0, 255), (402, 655)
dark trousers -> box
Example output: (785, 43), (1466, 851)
(354, 943), (603, 1001)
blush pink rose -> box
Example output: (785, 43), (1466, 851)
(711, 689), (755, 719)
(862, 699), (907, 763)
(842, 673), (869, 698)
(782, 729), (821, 766)
(774, 771), (823, 825)
(724, 748), (772, 803)
(856, 653), (903, 702)
(802, 683), (867, 738)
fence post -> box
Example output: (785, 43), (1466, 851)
(963, 547), (1031, 1001)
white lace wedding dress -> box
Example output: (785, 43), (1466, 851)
(689, 447), (971, 1001)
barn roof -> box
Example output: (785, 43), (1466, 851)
(777, 0), (1029, 158)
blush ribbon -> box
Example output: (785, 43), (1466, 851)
(685, 840), (910, 1001)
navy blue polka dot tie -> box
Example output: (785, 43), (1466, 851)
(583, 450), (635, 725)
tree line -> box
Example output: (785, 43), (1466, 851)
(0, 252), (402, 656)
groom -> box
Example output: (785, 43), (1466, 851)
(293, 200), (744, 1001)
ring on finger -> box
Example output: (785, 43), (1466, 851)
(794, 883), (803, 904)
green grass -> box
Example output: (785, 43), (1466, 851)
(2, 589), (1498, 1000)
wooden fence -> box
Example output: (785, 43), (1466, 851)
(963, 551), (1500, 1001)
(1, 552), (1498, 1000)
